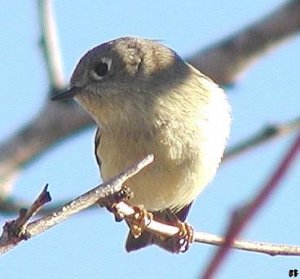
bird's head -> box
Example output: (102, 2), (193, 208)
(52, 37), (191, 127)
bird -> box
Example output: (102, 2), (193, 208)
(52, 37), (231, 253)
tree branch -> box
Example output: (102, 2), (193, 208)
(2, 154), (300, 258)
(115, 201), (300, 256)
(0, 155), (154, 255)
(194, 231), (300, 257)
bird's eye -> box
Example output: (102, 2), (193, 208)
(91, 57), (112, 80)
(95, 62), (108, 76)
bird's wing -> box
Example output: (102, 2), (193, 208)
(94, 127), (102, 173)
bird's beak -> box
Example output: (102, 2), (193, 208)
(51, 86), (81, 101)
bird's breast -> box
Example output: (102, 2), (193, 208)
(96, 120), (221, 212)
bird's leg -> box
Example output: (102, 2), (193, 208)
(98, 185), (133, 222)
(128, 205), (153, 238)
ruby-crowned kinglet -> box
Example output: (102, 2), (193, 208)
(52, 37), (231, 252)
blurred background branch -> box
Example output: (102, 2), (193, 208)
(1, 0), (300, 203)
(38, 0), (65, 92)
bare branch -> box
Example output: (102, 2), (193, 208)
(14, 185), (51, 233)
(0, 185), (51, 254)
(188, 0), (300, 85)
(202, 132), (300, 279)
(114, 201), (300, 256)
(0, 155), (154, 255)
(38, 0), (65, 91)
(2, 153), (300, 258)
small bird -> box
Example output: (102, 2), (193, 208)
(52, 37), (231, 253)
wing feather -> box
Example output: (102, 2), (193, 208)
(94, 128), (102, 172)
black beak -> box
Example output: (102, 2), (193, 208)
(51, 87), (81, 101)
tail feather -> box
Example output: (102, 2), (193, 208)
(125, 230), (154, 252)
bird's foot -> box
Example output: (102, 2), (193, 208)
(174, 220), (194, 253)
(154, 218), (194, 253)
(129, 205), (153, 238)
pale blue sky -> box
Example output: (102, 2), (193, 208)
(1, 1), (300, 278)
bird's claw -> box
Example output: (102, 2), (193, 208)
(151, 219), (194, 253)
(129, 205), (153, 238)
(175, 221), (194, 253)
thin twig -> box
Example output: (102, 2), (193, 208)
(0, 185), (51, 254)
(0, 155), (154, 255)
(13, 184), (51, 237)
(202, 132), (300, 279)
(194, 232), (300, 256)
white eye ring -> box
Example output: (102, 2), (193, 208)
(91, 57), (112, 80)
